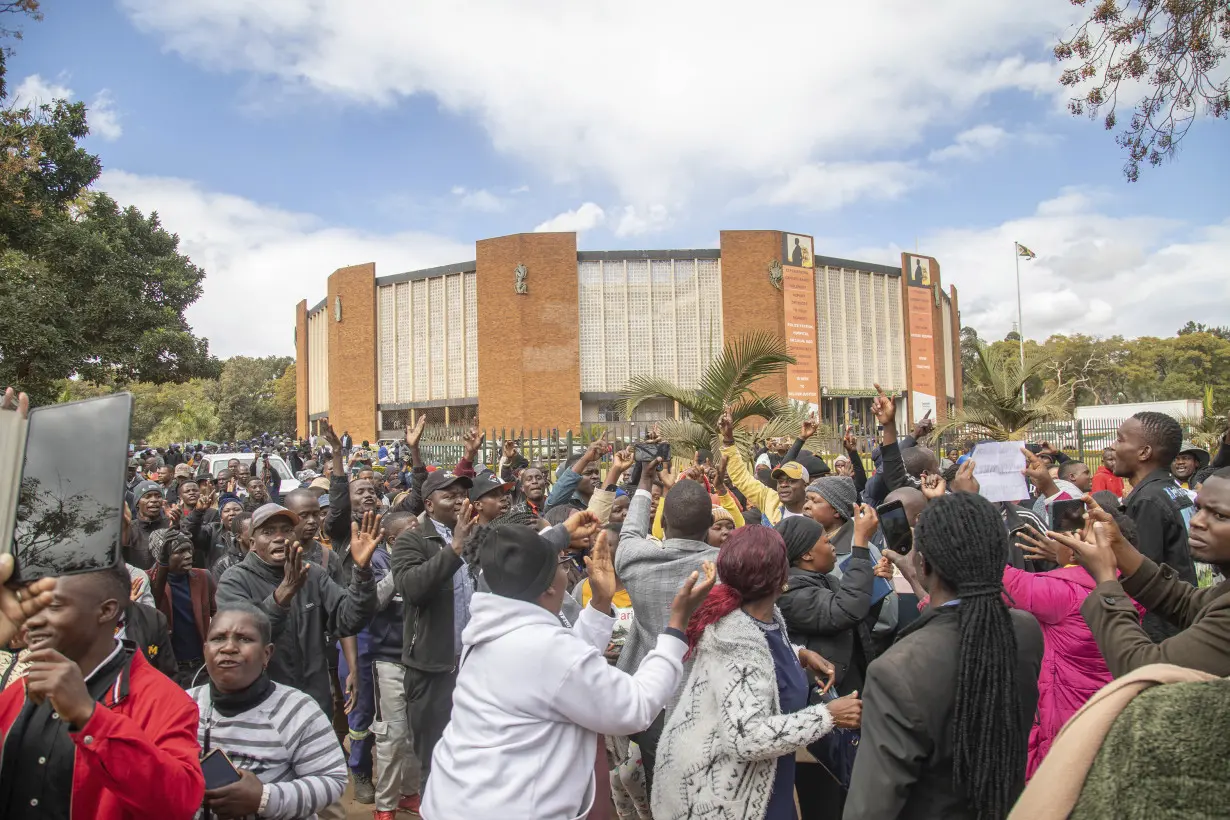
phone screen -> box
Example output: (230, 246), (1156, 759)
(1050, 499), (1086, 533)
(201, 748), (242, 790)
(11, 393), (132, 583)
(876, 500), (913, 554)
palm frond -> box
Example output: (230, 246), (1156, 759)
(652, 419), (713, 459)
(933, 340), (1072, 440)
(729, 393), (792, 425)
(620, 376), (701, 418)
(696, 332), (795, 408)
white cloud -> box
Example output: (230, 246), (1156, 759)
(88, 90), (124, 140)
(852, 187), (1230, 340)
(450, 186), (507, 212)
(534, 202), (606, 233)
(615, 204), (670, 238)
(743, 161), (929, 210)
(119, 0), (1080, 203)
(10, 74), (75, 108)
(10, 74), (123, 140)
(928, 124), (1007, 162)
(98, 170), (471, 357)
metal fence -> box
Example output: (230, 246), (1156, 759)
(379, 417), (1202, 474)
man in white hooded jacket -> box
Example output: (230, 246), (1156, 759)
(421, 518), (716, 820)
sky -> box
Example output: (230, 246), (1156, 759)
(8, 0), (1230, 359)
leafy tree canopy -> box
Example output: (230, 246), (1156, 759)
(0, 47), (218, 404)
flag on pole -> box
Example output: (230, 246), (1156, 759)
(1015, 242), (1037, 259)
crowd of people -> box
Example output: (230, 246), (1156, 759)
(1, 382), (1228, 820)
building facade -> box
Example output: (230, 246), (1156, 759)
(294, 229), (962, 442)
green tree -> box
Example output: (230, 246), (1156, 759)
(1056, 0), (1230, 181)
(620, 331), (810, 457)
(213, 356), (294, 441)
(935, 341), (1073, 441)
(1178, 321), (1230, 341)
(0, 54), (217, 404)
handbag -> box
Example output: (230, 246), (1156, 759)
(806, 688), (860, 790)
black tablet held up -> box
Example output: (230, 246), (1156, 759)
(7, 393), (133, 583)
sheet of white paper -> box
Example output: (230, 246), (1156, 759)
(970, 441), (1029, 503)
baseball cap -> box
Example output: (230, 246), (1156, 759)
(174, 464), (193, 479)
(469, 475), (514, 503)
(771, 461), (810, 482)
(310, 476), (331, 492)
(480, 525), (560, 602)
(251, 503), (300, 531)
(422, 470), (474, 498)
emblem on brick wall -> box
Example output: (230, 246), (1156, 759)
(514, 263), (528, 295)
(768, 259), (783, 291)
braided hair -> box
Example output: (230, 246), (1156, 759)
(462, 507), (542, 583)
(914, 492), (1024, 820)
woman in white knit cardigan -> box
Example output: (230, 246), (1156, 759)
(653, 526), (863, 820)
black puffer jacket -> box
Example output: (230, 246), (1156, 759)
(778, 548), (876, 694)
(216, 550), (377, 716)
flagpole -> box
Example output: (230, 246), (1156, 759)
(1015, 243), (1026, 404)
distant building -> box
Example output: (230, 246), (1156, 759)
(294, 230), (963, 442)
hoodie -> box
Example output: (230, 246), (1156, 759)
(421, 592), (688, 820)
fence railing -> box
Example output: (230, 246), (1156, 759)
(379, 418), (1205, 475)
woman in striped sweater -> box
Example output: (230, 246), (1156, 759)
(190, 602), (347, 820)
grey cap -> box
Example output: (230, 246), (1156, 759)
(806, 476), (859, 522)
(133, 480), (164, 499)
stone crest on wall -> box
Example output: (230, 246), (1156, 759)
(514, 262), (528, 294)
(768, 259), (783, 291)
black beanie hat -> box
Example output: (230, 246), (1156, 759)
(479, 525), (560, 602)
(775, 515), (826, 564)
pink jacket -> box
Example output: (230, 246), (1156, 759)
(1001, 565), (1144, 778)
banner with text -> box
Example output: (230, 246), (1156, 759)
(905, 255), (936, 422)
(782, 265), (818, 406)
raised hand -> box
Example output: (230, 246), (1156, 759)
(562, 509), (601, 550)
(1021, 447), (1054, 490)
(800, 412), (819, 441)
(842, 427), (858, 454)
(609, 446), (635, 477)
(713, 454), (730, 495)
(274, 542), (309, 606)
(951, 459), (980, 494)
(452, 499), (477, 555)
(852, 503), (880, 545)
(1018, 528), (1073, 566)
(349, 511), (385, 568)
(501, 438), (518, 461)
(1, 386), (30, 419)
(871, 383), (896, 426)
(585, 429), (610, 460)
(405, 414), (428, 449)
(463, 420), (483, 461)
(718, 405), (735, 445)
(583, 529), (617, 611)
(920, 472), (946, 501)
(668, 561), (717, 630)
(0, 554), (55, 647)
(1049, 522), (1119, 584)
(321, 420), (342, 450)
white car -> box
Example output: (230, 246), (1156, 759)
(201, 453), (299, 497)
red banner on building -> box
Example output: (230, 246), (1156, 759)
(782, 265), (818, 404)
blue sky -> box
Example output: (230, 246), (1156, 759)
(10, 0), (1229, 357)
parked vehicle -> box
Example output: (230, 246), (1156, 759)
(201, 453), (298, 496)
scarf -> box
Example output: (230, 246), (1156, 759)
(209, 671), (275, 718)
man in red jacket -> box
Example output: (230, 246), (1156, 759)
(0, 563), (205, 819)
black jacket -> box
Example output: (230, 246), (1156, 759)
(845, 604), (1043, 820)
(1124, 469), (1198, 640)
(123, 601), (178, 680)
(391, 515), (464, 673)
(185, 507), (224, 571)
(123, 514), (181, 570)
(778, 549), (876, 694)
(215, 550), (377, 716)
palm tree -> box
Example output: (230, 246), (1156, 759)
(932, 340), (1072, 441)
(620, 331), (810, 457)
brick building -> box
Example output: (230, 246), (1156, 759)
(294, 229), (963, 443)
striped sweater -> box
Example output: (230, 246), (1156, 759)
(189, 681), (347, 819)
